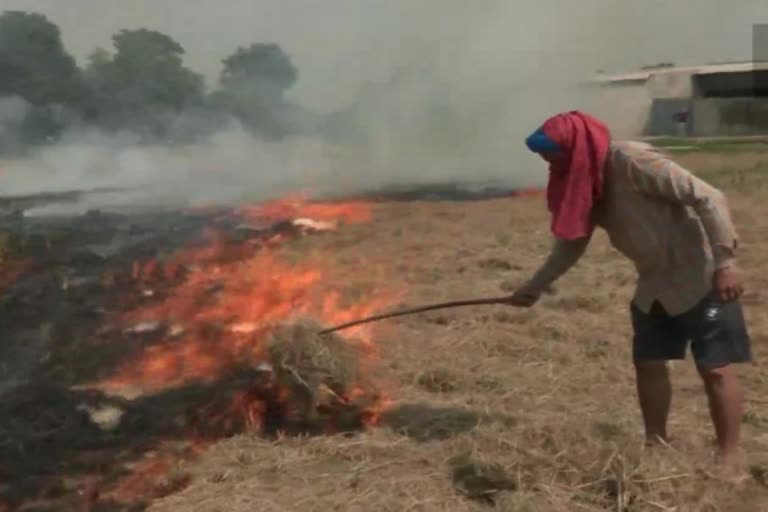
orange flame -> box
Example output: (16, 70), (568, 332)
(235, 194), (373, 224)
(97, 198), (396, 408)
(512, 187), (545, 198)
(88, 197), (398, 507)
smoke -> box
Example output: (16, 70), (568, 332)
(1, 0), (764, 214)
(0, 96), (31, 153)
(1, 121), (355, 214)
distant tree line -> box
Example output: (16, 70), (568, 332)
(0, 10), (313, 154)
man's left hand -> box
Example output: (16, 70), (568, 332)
(713, 267), (744, 302)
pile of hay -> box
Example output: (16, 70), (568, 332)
(266, 319), (381, 432)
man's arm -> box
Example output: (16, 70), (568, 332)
(527, 237), (591, 290)
(627, 150), (738, 269)
(506, 236), (590, 306)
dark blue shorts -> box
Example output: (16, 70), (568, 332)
(630, 297), (752, 370)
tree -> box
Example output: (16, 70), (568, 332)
(83, 29), (205, 139)
(220, 43), (297, 94)
(0, 11), (82, 106)
(215, 43), (300, 137)
(111, 29), (203, 109)
(84, 48), (111, 76)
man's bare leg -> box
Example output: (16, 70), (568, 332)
(698, 365), (745, 477)
(635, 361), (672, 444)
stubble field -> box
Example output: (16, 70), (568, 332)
(148, 148), (768, 512)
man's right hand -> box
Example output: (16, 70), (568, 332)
(713, 266), (744, 302)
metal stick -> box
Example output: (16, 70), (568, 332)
(318, 296), (516, 334)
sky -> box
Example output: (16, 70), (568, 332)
(1, 1), (767, 112)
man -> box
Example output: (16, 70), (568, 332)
(508, 111), (751, 478)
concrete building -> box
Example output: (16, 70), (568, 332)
(595, 61), (768, 137)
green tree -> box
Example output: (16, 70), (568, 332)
(220, 43), (297, 93)
(0, 10), (82, 106)
(83, 29), (205, 139)
(111, 30), (204, 111)
(215, 43), (301, 137)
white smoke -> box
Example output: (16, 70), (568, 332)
(0, 96), (32, 153)
(1, 0), (765, 214)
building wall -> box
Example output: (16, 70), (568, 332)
(646, 71), (695, 99)
(599, 67), (768, 137)
(691, 98), (768, 136)
(646, 98), (691, 136)
(694, 71), (768, 98)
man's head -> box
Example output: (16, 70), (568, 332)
(523, 110), (612, 240)
(525, 128), (560, 159)
(525, 127), (569, 169)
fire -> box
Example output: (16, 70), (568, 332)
(104, 253), (389, 391)
(235, 194), (373, 224)
(0, 195), (402, 509)
(106, 252), (314, 389)
(95, 196), (396, 432)
(513, 187), (545, 198)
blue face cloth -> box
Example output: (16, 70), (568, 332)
(525, 128), (560, 154)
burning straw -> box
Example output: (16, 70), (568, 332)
(264, 318), (385, 432)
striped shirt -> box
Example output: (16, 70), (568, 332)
(528, 141), (738, 316)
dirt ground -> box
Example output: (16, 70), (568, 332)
(137, 151), (768, 512)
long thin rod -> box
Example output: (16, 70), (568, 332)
(318, 296), (514, 334)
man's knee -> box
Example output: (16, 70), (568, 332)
(698, 364), (733, 382)
(634, 360), (670, 375)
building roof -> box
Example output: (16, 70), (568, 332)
(595, 61), (768, 84)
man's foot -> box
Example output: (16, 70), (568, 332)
(645, 436), (669, 448)
(717, 466), (750, 486)
(716, 451), (750, 486)
(644, 434), (670, 448)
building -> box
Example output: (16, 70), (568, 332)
(595, 61), (768, 137)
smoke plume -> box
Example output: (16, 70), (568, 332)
(0, 0), (765, 213)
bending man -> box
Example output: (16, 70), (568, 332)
(509, 111), (751, 477)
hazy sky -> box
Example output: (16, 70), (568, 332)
(1, 1), (767, 112)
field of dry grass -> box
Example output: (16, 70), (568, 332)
(146, 150), (768, 512)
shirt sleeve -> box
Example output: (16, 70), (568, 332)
(528, 237), (590, 290)
(627, 150), (738, 269)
